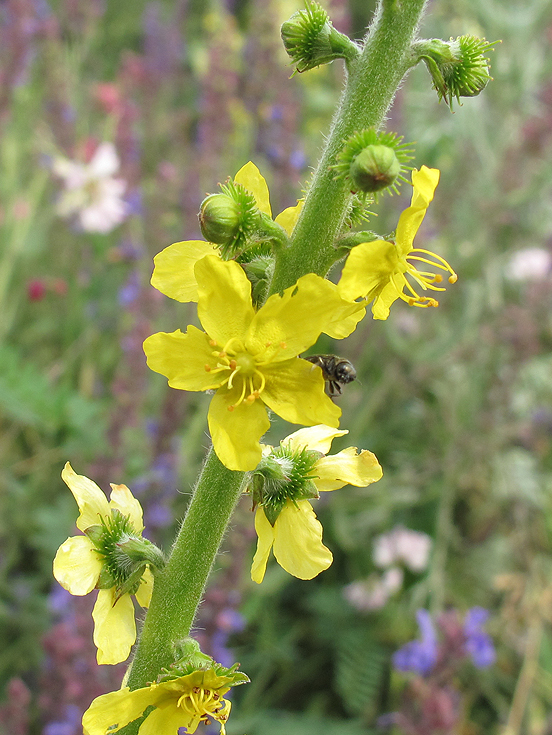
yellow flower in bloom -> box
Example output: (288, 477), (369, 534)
(251, 425), (383, 583)
(338, 166), (457, 320)
(150, 161), (303, 303)
(53, 463), (154, 665)
(144, 256), (364, 472)
(82, 669), (236, 735)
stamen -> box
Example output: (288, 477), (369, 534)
(205, 364), (211, 372)
(410, 248), (457, 278)
(229, 359), (237, 370)
(209, 339), (217, 347)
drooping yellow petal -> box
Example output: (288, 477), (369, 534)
(144, 327), (225, 392)
(395, 166), (439, 257)
(92, 589), (136, 665)
(234, 161), (272, 217)
(139, 705), (193, 735)
(274, 200), (303, 235)
(61, 462), (111, 532)
(195, 256), (255, 348)
(53, 535), (102, 595)
(151, 240), (218, 302)
(338, 240), (399, 303)
(208, 385), (271, 471)
(83, 688), (152, 735)
(314, 446), (383, 491)
(109, 483), (143, 532)
(283, 425), (348, 454)
(371, 275), (405, 320)
(247, 274), (361, 362)
(272, 501), (333, 580)
(323, 299), (367, 340)
(251, 509), (275, 584)
(262, 358), (341, 427)
(135, 567), (154, 608)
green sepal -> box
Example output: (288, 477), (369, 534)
(158, 636), (250, 687)
(117, 535), (166, 571)
(84, 524), (104, 546)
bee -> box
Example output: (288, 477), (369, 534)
(304, 354), (357, 397)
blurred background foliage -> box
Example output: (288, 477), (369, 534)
(1, 0), (552, 733)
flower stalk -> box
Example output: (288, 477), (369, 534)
(125, 0), (430, 704)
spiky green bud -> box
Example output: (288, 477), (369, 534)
(281, 1), (359, 74)
(333, 128), (414, 197)
(413, 35), (499, 109)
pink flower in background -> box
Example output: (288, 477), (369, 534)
(373, 525), (432, 572)
(344, 567), (404, 611)
(506, 247), (552, 281)
(53, 142), (128, 233)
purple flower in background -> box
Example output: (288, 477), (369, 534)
(464, 607), (496, 668)
(393, 609), (438, 676)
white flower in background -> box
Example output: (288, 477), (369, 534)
(343, 567), (404, 611)
(53, 142), (128, 234)
(506, 247), (552, 282)
(373, 525), (432, 572)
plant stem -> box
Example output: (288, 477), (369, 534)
(126, 448), (246, 689)
(270, 0), (428, 294)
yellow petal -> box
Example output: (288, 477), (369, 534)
(135, 567), (154, 608)
(53, 536), (102, 595)
(395, 167), (439, 257)
(338, 240), (399, 303)
(109, 484), (143, 532)
(284, 425), (348, 454)
(371, 277), (404, 320)
(274, 200), (303, 235)
(208, 385), (271, 471)
(92, 589), (136, 665)
(144, 327), (225, 391)
(234, 161), (271, 217)
(151, 240), (218, 302)
(83, 687), (155, 735)
(195, 256), (255, 348)
(314, 446), (383, 491)
(251, 509), (275, 584)
(272, 501), (333, 580)
(262, 358), (341, 427)
(248, 274), (360, 361)
(62, 462), (111, 532)
(323, 299), (367, 340)
(139, 705), (196, 735)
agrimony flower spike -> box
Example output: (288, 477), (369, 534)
(83, 637), (249, 735)
(53, 463), (164, 664)
(413, 36), (498, 109)
(281, 0), (359, 74)
(250, 425), (382, 583)
(333, 128), (414, 197)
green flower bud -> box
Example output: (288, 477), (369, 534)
(281, 1), (359, 74)
(248, 445), (321, 525)
(199, 193), (241, 246)
(413, 35), (499, 109)
(333, 128), (414, 198)
(349, 145), (401, 193)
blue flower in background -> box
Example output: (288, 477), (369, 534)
(464, 607), (496, 668)
(392, 609), (438, 676)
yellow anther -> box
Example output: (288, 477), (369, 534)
(209, 339), (217, 346)
(205, 364), (211, 372)
(449, 274), (458, 283)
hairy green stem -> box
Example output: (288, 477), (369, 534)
(126, 449), (245, 689)
(270, 0), (428, 294)
(122, 0), (429, 707)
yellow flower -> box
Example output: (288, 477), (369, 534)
(151, 161), (303, 303)
(338, 166), (457, 320)
(53, 463), (154, 665)
(144, 256), (364, 472)
(82, 669), (236, 735)
(251, 425), (383, 583)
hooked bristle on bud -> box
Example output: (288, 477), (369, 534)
(198, 179), (258, 257)
(333, 128), (414, 197)
(281, 1), (359, 74)
(414, 35), (499, 109)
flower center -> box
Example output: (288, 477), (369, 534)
(394, 247), (457, 308)
(176, 687), (230, 734)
